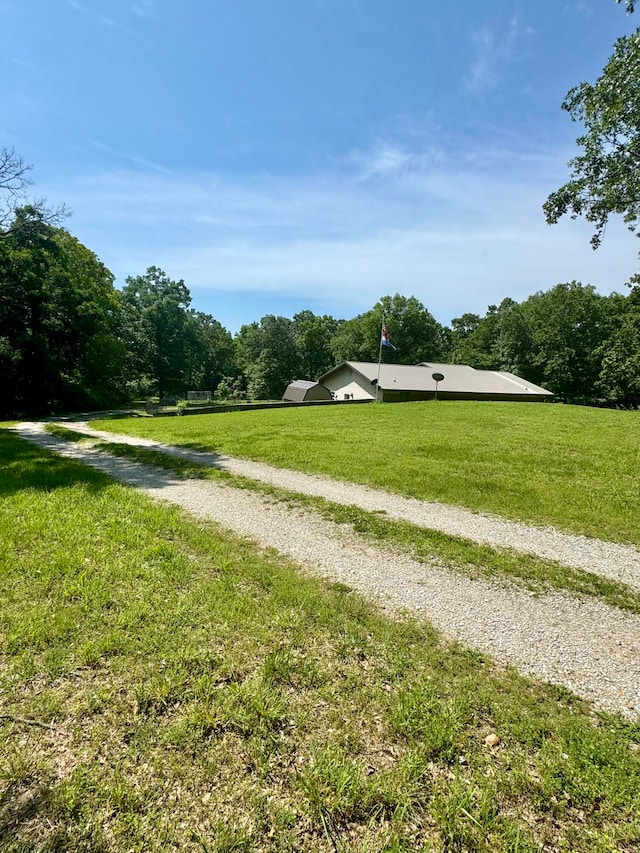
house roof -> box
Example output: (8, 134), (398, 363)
(320, 361), (553, 397)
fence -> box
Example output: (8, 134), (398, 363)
(187, 390), (212, 403)
(145, 398), (373, 417)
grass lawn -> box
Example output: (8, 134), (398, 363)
(93, 401), (640, 546)
(47, 427), (640, 617)
(1, 427), (640, 852)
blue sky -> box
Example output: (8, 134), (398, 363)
(3, 0), (638, 331)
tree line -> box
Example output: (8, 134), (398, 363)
(1, 201), (639, 416)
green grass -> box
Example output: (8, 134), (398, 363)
(92, 401), (640, 546)
(46, 427), (640, 617)
(2, 428), (640, 851)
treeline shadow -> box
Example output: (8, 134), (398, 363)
(0, 430), (112, 498)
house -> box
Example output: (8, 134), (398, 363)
(318, 361), (553, 403)
(282, 379), (333, 402)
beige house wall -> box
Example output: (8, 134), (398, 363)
(323, 368), (375, 401)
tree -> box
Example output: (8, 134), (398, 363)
(0, 148), (68, 238)
(0, 152), (119, 415)
(119, 267), (193, 399)
(494, 300), (534, 378)
(544, 5), (640, 276)
(0, 213), (122, 415)
(185, 310), (236, 392)
(599, 286), (640, 407)
(331, 294), (446, 365)
(520, 282), (616, 403)
(292, 310), (340, 379)
(235, 315), (299, 399)
(330, 313), (377, 364)
(448, 304), (504, 369)
(450, 312), (482, 342)
(377, 294), (447, 363)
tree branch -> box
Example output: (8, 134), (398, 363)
(0, 147), (32, 196)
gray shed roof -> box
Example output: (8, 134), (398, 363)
(287, 380), (319, 391)
(320, 361), (552, 398)
(283, 379), (332, 402)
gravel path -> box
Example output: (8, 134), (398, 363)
(13, 422), (640, 718)
(61, 421), (640, 592)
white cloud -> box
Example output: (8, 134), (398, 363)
(99, 16), (134, 35)
(353, 143), (414, 179)
(130, 0), (165, 22)
(465, 15), (526, 94)
(349, 140), (446, 182)
(42, 138), (637, 326)
(62, 0), (161, 31)
(467, 27), (495, 92)
(86, 139), (170, 174)
(574, 1), (595, 17)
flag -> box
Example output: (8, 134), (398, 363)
(381, 322), (397, 350)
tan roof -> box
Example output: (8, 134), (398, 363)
(321, 362), (552, 397)
(418, 363), (552, 396)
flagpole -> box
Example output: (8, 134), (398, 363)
(376, 313), (384, 403)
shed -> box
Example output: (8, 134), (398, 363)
(282, 380), (333, 402)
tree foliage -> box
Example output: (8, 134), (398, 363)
(520, 283), (618, 403)
(599, 285), (640, 406)
(445, 283), (637, 406)
(2, 156), (639, 412)
(331, 294), (446, 365)
(545, 4), (640, 275)
(185, 310), (236, 393)
(235, 315), (299, 400)
(119, 267), (194, 399)
(0, 213), (123, 416)
(292, 310), (340, 379)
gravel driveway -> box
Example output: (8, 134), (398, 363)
(13, 422), (640, 718)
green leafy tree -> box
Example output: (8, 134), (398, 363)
(213, 376), (245, 401)
(493, 300), (535, 378)
(292, 310), (340, 378)
(520, 282), (616, 403)
(449, 312), (482, 342)
(448, 302), (514, 370)
(599, 286), (640, 406)
(185, 310), (236, 392)
(0, 212), (122, 415)
(447, 288), (627, 405)
(330, 313), (377, 363)
(544, 4), (640, 277)
(331, 294), (445, 365)
(377, 294), (446, 363)
(235, 315), (299, 399)
(119, 267), (193, 399)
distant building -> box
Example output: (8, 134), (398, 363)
(319, 362), (553, 403)
(282, 380), (333, 402)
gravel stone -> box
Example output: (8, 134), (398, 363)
(13, 422), (640, 718)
